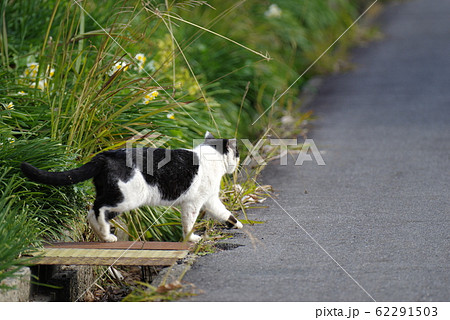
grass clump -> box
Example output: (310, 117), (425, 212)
(122, 280), (196, 302)
(0, 169), (38, 291)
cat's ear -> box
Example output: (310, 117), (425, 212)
(227, 139), (238, 156)
(204, 131), (215, 139)
(227, 138), (237, 149)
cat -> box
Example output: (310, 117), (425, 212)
(20, 132), (243, 243)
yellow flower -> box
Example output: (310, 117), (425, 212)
(135, 53), (146, 71)
(22, 63), (54, 87)
(135, 53), (146, 63)
(109, 61), (129, 76)
(37, 80), (47, 91)
(166, 113), (175, 120)
(24, 62), (39, 79)
(47, 66), (55, 78)
(142, 90), (159, 104)
(30, 79), (48, 91)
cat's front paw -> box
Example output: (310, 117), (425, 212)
(225, 215), (243, 229)
(187, 234), (202, 243)
(102, 234), (118, 243)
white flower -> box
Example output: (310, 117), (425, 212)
(29, 79), (48, 91)
(47, 66), (55, 78)
(166, 113), (175, 120)
(108, 61), (129, 76)
(1, 102), (14, 110)
(5, 102), (14, 110)
(142, 90), (159, 104)
(135, 53), (146, 72)
(23, 63), (54, 84)
(135, 53), (146, 63)
(24, 62), (39, 79)
(37, 79), (48, 91)
(17, 91), (27, 96)
(264, 4), (282, 18)
(147, 60), (156, 72)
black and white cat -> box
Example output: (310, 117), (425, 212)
(21, 132), (243, 242)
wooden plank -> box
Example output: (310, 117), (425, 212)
(29, 241), (192, 266)
(33, 256), (179, 266)
(36, 248), (188, 259)
(45, 241), (191, 251)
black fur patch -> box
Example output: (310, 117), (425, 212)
(105, 210), (120, 221)
(203, 138), (239, 158)
(95, 148), (200, 202)
(225, 215), (238, 229)
(203, 138), (230, 155)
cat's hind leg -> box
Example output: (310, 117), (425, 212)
(203, 196), (243, 229)
(88, 207), (118, 242)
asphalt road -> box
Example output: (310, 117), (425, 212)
(183, 0), (450, 301)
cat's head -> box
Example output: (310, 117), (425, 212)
(203, 131), (239, 174)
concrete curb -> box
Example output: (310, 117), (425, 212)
(0, 267), (31, 302)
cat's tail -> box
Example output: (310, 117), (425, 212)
(21, 157), (104, 186)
